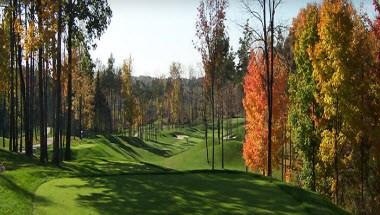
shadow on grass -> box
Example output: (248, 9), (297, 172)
(61, 159), (164, 177)
(147, 139), (174, 148)
(117, 136), (171, 157)
(31, 171), (343, 214)
(0, 174), (50, 206)
(0, 149), (42, 170)
(46, 171), (346, 215)
(185, 127), (200, 133)
(104, 135), (141, 159)
(0, 174), (35, 199)
(276, 183), (349, 215)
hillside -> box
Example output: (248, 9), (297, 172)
(0, 121), (348, 215)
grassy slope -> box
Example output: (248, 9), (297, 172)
(1, 120), (348, 215)
(0, 136), (160, 215)
(0, 150), (66, 214)
(34, 172), (344, 215)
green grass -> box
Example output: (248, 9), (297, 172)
(0, 149), (69, 214)
(0, 120), (348, 215)
(34, 172), (343, 215)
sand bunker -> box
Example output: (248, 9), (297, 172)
(176, 135), (189, 140)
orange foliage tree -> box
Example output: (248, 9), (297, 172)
(243, 52), (267, 173)
(243, 51), (288, 174)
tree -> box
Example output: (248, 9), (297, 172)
(216, 38), (235, 169)
(121, 56), (135, 136)
(242, 0), (283, 177)
(0, 14), (9, 149)
(169, 62), (182, 128)
(93, 72), (112, 132)
(243, 50), (288, 174)
(310, 0), (375, 207)
(368, 8), (380, 208)
(98, 54), (118, 131)
(22, 0), (36, 158)
(64, 0), (112, 160)
(8, 0), (15, 153)
(52, 0), (63, 165)
(65, 0), (74, 161)
(72, 44), (95, 135)
(243, 51), (267, 173)
(37, 0), (60, 163)
(69, 46), (86, 136)
(311, 0), (351, 205)
(236, 20), (253, 84)
(0, 0), (109, 167)
(236, 21), (253, 140)
(195, 0), (228, 170)
(288, 3), (320, 191)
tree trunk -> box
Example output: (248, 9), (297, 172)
(53, 0), (62, 165)
(284, 123), (287, 181)
(268, 0), (276, 178)
(65, 0), (73, 160)
(79, 96), (82, 139)
(217, 99), (220, 146)
(334, 96), (339, 205)
(27, 1), (35, 152)
(2, 96), (5, 148)
(30, 51), (34, 149)
(37, 0), (47, 163)
(281, 139), (284, 182)
(289, 126), (292, 172)
(17, 6), (31, 155)
(212, 68), (215, 171)
(9, 0), (16, 152)
(44, 57), (48, 155)
(221, 99), (224, 169)
(13, 0), (20, 153)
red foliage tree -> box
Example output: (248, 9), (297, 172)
(243, 52), (267, 173)
(243, 51), (288, 174)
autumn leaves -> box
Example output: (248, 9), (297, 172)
(243, 0), (380, 212)
(243, 52), (287, 174)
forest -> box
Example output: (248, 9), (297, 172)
(0, 0), (380, 214)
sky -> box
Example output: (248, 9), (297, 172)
(90, 0), (374, 77)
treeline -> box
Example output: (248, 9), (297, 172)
(0, 0), (112, 165)
(0, 0), (247, 170)
(242, 0), (380, 213)
(91, 55), (244, 141)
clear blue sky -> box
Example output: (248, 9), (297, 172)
(90, 0), (373, 77)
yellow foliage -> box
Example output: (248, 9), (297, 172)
(24, 21), (37, 55)
(319, 130), (335, 165)
(0, 23), (9, 93)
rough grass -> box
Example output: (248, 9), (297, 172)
(0, 120), (348, 215)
